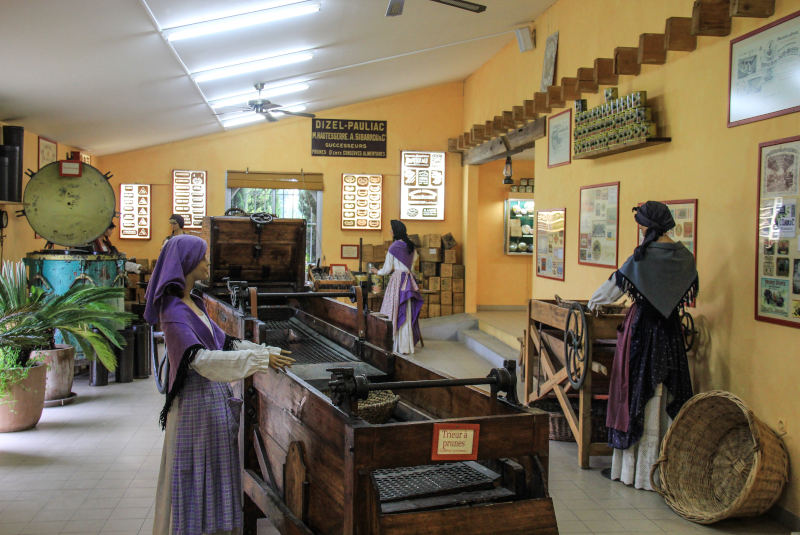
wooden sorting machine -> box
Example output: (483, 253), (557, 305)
(198, 215), (558, 535)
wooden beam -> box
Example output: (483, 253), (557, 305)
(638, 33), (667, 64)
(493, 115), (505, 133)
(692, 0), (732, 36)
(560, 77), (580, 101)
(533, 93), (551, 114)
(593, 58), (618, 85)
(523, 100), (537, 120)
(577, 67), (598, 93)
(502, 111), (516, 130)
(512, 105), (526, 125)
(463, 131), (474, 148)
(614, 46), (641, 75)
(546, 86), (565, 108)
(665, 17), (697, 51)
(447, 138), (460, 152)
(730, 0), (774, 17)
(471, 124), (486, 143)
(484, 120), (495, 139)
(457, 134), (467, 151)
(463, 117), (546, 166)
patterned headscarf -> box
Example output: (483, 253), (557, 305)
(633, 201), (675, 261)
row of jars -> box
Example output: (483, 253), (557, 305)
(575, 90), (648, 124)
(574, 122), (657, 155)
(574, 107), (652, 139)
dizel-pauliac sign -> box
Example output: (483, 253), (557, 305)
(311, 118), (387, 158)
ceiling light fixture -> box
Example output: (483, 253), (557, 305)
(193, 51), (314, 83)
(430, 0), (486, 13)
(164, 1), (320, 42)
(222, 113), (266, 129)
(386, 0), (405, 16)
(209, 83), (310, 109)
(503, 156), (513, 184)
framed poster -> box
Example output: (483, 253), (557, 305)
(579, 182), (619, 268)
(548, 109), (571, 168)
(38, 136), (57, 169)
(329, 264), (348, 275)
(172, 170), (206, 229)
(540, 31), (559, 92)
(400, 151), (445, 221)
(119, 184), (151, 239)
(341, 244), (359, 259)
(638, 199), (698, 258)
(341, 173), (382, 230)
(728, 10), (800, 127)
(535, 208), (566, 281)
(755, 135), (800, 328)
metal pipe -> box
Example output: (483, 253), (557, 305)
(365, 377), (498, 391)
(256, 290), (355, 300)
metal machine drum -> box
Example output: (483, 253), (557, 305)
(23, 161), (115, 246)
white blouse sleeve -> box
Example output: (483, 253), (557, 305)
(587, 276), (625, 311)
(190, 342), (284, 382)
(376, 251), (394, 276)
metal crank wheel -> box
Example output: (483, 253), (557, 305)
(224, 207), (248, 216)
(250, 212), (274, 226)
(680, 309), (696, 352)
(564, 302), (590, 390)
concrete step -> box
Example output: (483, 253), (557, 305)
(477, 319), (523, 350)
(419, 313), (478, 341)
(458, 328), (519, 369)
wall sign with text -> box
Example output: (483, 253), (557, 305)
(119, 184), (151, 239)
(172, 170), (206, 229)
(341, 173), (382, 230)
(431, 423), (480, 461)
(311, 118), (387, 158)
(400, 151), (445, 221)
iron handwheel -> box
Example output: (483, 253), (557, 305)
(564, 302), (591, 390)
(680, 308), (696, 352)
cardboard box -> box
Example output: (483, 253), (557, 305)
(441, 232), (457, 250)
(427, 276), (441, 291)
(454, 305), (465, 314)
(453, 292), (465, 306)
(443, 249), (458, 264)
(374, 244), (386, 262)
(441, 304), (453, 316)
(440, 291), (453, 305)
(421, 262), (437, 277)
(409, 234), (421, 248)
(452, 264), (465, 279)
(419, 304), (428, 319)
(440, 277), (452, 292)
(422, 234), (442, 248)
(361, 244), (374, 262)
(429, 304), (441, 317)
(453, 278), (464, 293)
(439, 263), (453, 278)
(429, 292), (441, 304)
(419, 247), (442, 263)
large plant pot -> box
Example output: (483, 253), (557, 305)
(30, 344), (75, 403)
(0, 362), (47, 432)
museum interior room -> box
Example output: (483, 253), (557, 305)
(1, 0), (799, 534)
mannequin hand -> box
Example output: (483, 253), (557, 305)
(268, 351), (295, 371)
(370, 267), (378, 274)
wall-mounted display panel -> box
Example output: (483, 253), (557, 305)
(579, 182), (619, 268)
(637, 199), (698, 258)
(400, 151), (445, 221)
(341, 173), (382, 230)
(505, 195), (535, 255)
(173, 169), (206, 229)
(119, 184), (151, 239)
(536, 208), (565, 281)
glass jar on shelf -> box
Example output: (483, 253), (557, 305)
(504, 194), (535, 255)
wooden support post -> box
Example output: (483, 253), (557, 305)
(730, 0), (774, 17)
(471, 124), (486, 143)
(638, 33), (667, 64)
(523, 99), (537, 120)
(665, 17), (697, 51)
(577, 67), (599, 93)
(463, 117), (546, 166)
(533, 92), (551, 113)
(546, 86), (565, 109)
(447, 138), (459, 152)
(577, 326), (594, 469)
(502, 111), (516, 130)
(614, 47), (641, 75)
(692, 0), (732, 36)
(512, 105), (526, 125)
(593, 58), (618, 85)
(560, 77), (580, 101)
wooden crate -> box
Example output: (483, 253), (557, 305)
(427, 276), (441, 291)
(453, 264), (465, 279)
(454, 305), (465, 314)
(429, 303), (441, 317)
(441, 232), (457, 250)
(454, 292), (465, 306)
(453, 278), (465, 293)
(421, 262), (437, 277)
(429, 292), (441, 304)
(362, 244), (375, 263)
(419, 247), (442, 262)
(441, 304), (453, 316)
(443, 249), (458, 264)
(440, 277), (453, 292)
(422, 234), (442, 248)
(440, 263), (454, 278)
(419, 304), (428, 318)
(441, 291), (453, 305)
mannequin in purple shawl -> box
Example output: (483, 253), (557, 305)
(371, 220), (423, 354)
(144, 235), (294, 535)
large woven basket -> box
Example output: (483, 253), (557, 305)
(650, 390), (789, 524)
(353, 390), (399, 424)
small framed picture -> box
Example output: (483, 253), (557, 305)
(341, 244), (359, 259)
(329, 264), (348, 275)
(548, 108), (572, 168)
(38, 136), (57, 170)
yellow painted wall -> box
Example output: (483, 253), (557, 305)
(476, 158), (535, 307)
(464, 0), (800, 516)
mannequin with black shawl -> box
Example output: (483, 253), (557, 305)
(371, 220), (423, 354)
(588, 201), (698, 490)
(144, 235), (294, 535)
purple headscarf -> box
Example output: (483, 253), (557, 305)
(143, 234), (207, 325)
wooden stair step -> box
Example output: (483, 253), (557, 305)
(665, 16), (697, 51)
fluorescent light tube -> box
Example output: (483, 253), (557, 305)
(193, 51), (313, 83)
(210, 83), (310, 109)
(222, 114), (266, 128)
(165, 2), (320, 42)
(430, 0), (486, 13)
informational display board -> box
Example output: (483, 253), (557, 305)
(119, 184), (151, 239)
(172, 170), (206, 229)
(311, 118), (387, 158)
(341, 173), (382, 230)
(536, 208), (566, 281)
(579, 182), (619, 268)
(400, 151), (445, 221)
(638, 199), (698, 258)
(756, 135), (800, 328)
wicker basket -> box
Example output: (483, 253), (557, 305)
(353, 390), (399, 424)
(650, 390), (789, 524)
(531, 398), (608, 443)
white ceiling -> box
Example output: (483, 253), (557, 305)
(0, 0), (554, 156)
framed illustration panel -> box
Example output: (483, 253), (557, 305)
(536, 208), (566, 281)
(341, 173), (382, 230)
(637, 199), (698, 259)
(38, 136), (57, 169)
(341, 244), (359, 259)
(329, 263), (348, 275)
(172, 170), (206, 229)
(400, 151), (445, 221)
(119, 184), (151, 239)
(548, 109), (571, 168)
(579, 182), (619, 268)
(755, 135), (800, 328)
(728, 10), (800, 127)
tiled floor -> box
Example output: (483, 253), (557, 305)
(0, 364), (791, 535)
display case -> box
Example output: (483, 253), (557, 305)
(504, 193), (535, 255)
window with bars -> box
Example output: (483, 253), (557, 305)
(227, 188), (322, 263)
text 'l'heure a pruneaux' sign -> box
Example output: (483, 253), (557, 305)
(311, 118), (387, 158)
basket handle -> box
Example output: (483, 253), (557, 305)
(649, 456), (668, 497)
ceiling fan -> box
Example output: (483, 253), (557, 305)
(386, 0), (487, 16)
(245, 82), (315, 122)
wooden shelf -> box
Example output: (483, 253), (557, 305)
(574, 137), (671, 160)
(505, 191), (535, 200)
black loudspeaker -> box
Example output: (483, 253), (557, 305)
(2, 126), (24, 202)
(0, 145), (19, 202)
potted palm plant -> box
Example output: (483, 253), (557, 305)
(0, 261), (133, 431)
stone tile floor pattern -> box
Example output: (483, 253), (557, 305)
(0, 373), (791, 534)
